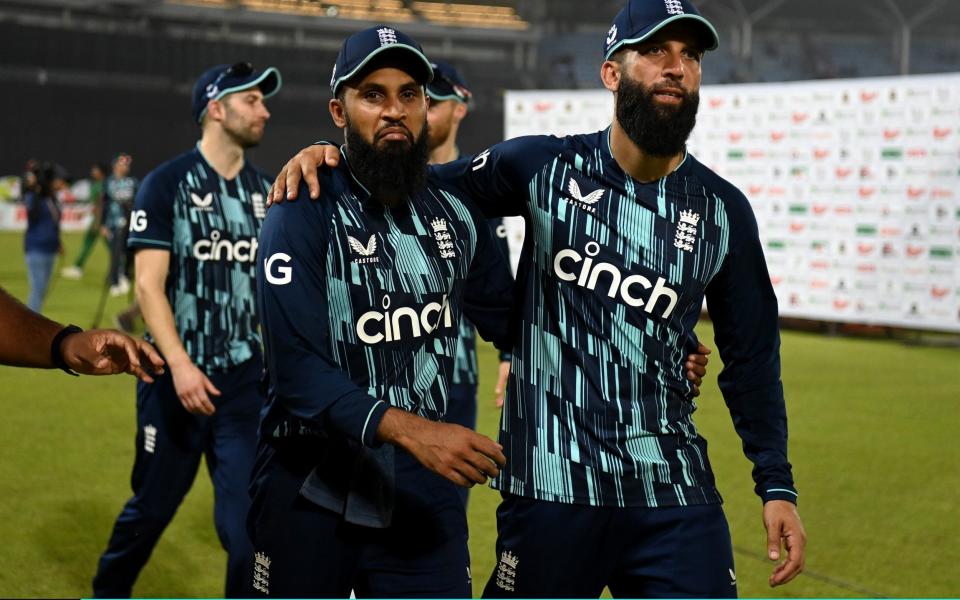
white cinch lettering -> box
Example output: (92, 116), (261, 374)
(193, 230), (259, 263)
(552, 241), (680, 319)
(355, 294), (454, 344)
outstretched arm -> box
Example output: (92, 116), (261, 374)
(268, 136), (552, 219)
(0, 285), (164, 381)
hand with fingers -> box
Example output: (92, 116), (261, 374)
(170, 360), (221, 416)
(686, 341), (712, 396)
(61, 329), (166, 383)
(376, 407), (506, 488)
(268, 144), (342, 205)
(763, 500), (807, 587)
(410, 420), (506, 487)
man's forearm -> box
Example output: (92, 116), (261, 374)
(135, 282), (190, 368)
(375, 406), (422, 451)
(0, 286), (65, 368)
(725, 382), (797, 504)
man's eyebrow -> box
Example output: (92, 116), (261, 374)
(357, 82), (385, 92)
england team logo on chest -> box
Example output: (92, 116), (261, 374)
(429, 217), (457, 259)
(251, 193), (266, 220)
(673, 210), (701, 253)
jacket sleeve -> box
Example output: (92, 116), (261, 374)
(127, 170), (173, 250)
(431, 135), (560, 219)
(705, 190), (798, 505)
(460, 210), (516, 353)
(256, 181), (389, 447)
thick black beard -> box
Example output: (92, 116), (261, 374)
(344, 119), (430, 208)
(616, 75), (699, 158)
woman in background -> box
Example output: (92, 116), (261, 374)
(23, 163), (66, 312)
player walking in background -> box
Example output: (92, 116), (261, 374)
(271, 1), (806, 596)
(92, 62), (281, 598)
(101, 154), (137, 297)
(250, 27), (513, 598)
(62, 163), (109, 280)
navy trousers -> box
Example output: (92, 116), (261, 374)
(482, 494), (737, 598)
(247, 442), (472, 598)
(92, 355), (263, 598)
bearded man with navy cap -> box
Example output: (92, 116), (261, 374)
(272, 0), (808, 596)
(92, 62), (280, 598)
(249, 25), (514, 598)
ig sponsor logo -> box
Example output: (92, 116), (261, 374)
(264, 253), (292, 285)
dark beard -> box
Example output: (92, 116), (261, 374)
(344, 118), (430, 208)
(616, 75), (699, 158)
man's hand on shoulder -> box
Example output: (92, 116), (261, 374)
(763, 499), (807, 587)
(269, 144), (341, 205)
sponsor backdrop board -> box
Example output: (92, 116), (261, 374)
(504, 73), (960, 333)
(1, 177), (96, 232)
(0, 203), (93, 232)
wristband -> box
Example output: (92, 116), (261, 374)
(51, 324), (83, 376)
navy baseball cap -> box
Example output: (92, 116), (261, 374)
(330, 25), (433, 96)
(426, 60), (472, 104)
(192, 62), (282, 124)
(604, 0), (720, 60)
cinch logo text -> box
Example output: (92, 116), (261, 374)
(193, 230), (258, 263)
(356, 294), (454, 345)
(553, 241), (679, 319)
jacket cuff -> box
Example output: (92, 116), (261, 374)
(760, 486), (799, 505)
(325, 391), (390, 448)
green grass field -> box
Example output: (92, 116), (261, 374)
(1, 231), (958, 598)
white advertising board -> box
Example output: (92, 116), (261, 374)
(504, 74), (960, 332)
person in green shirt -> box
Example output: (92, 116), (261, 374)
(61, 162), (110, 280)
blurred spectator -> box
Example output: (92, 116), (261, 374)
(62, 163), (110, 280)
(101, 153), (138, 297)
(23, 162), (67, 311)
(20, 159), (39, 199)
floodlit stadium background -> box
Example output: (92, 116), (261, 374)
(0, 0), (958, 597)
